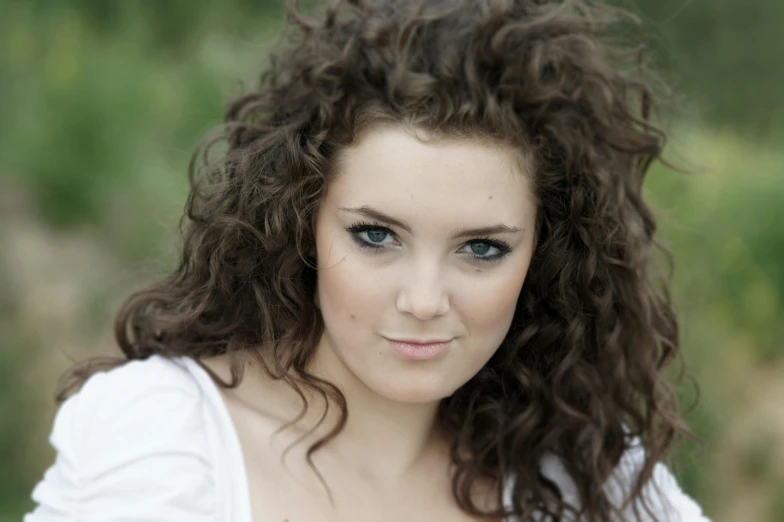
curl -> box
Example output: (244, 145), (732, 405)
(61, 1), (699, 520)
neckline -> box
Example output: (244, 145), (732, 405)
(178, 356), (255, 522)
(177, 355), (517, 522)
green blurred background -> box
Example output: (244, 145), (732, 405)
(1, 0), (782, 520)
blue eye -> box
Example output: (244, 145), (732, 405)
(347, 223), (396, 249)
(461, 239), (511, 263)
(469, 242), (492, 256)
(364, 228), (391, 244)
(345, 221), (512, 263)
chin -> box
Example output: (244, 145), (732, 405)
(363, 370), (464, 405)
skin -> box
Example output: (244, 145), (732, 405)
(206, 123), (538, 522)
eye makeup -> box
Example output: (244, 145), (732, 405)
(345, 221), (513, 264)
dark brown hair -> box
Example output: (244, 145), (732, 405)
(61, 0), (699, 520)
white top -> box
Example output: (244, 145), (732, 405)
(25, 355), (711, 522)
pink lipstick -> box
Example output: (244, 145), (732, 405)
(386, 338), (453, 360)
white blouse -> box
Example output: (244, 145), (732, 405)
(25, 355), (711, 522)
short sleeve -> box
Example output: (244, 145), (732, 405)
(536, 438), (711, 522)
(605, 439), (712, 522)
(24, 356), (216, 522)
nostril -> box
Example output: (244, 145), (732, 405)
(396, 285), (450, 320)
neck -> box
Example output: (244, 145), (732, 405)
(300, 333), (449, 483)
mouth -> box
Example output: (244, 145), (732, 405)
(386, 337), (453, 344)
(384, 337), (454, 360)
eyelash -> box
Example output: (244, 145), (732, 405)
(346, 221), (513, 264)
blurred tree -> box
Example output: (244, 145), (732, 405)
(619, 0), (784, 135)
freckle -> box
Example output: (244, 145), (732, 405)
(350, 314), (356, 319)
(488, 195), (493, 200)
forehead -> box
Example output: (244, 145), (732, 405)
(325, 124), (536, 225)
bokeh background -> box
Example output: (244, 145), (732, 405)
(1, 0), (782, 520)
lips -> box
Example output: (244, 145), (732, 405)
(385, 337), (453, 360)
(386, 337), (453, 344)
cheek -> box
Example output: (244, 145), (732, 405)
(460, 266), (527, 344)
(316, 241), (387, 334)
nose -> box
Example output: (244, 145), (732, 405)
(395, 258), (450, 320)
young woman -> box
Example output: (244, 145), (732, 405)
(25, 0), (711, 520)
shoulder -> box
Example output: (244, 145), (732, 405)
(539, 438), (711, 522)
(606, 440), (712, 522)
(25, 355), (218, 521)
(66, 353), (200, 407)
(50, 355), (205, 459)
(70, 353), (202, 408)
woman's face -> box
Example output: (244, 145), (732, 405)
(312, 124), (537, 404)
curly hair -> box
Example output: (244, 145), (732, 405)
(60, 0), (699, 520)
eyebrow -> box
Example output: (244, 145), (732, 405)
(339, 205), (524, 239)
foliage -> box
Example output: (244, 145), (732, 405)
(619, 0), (784, 134)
